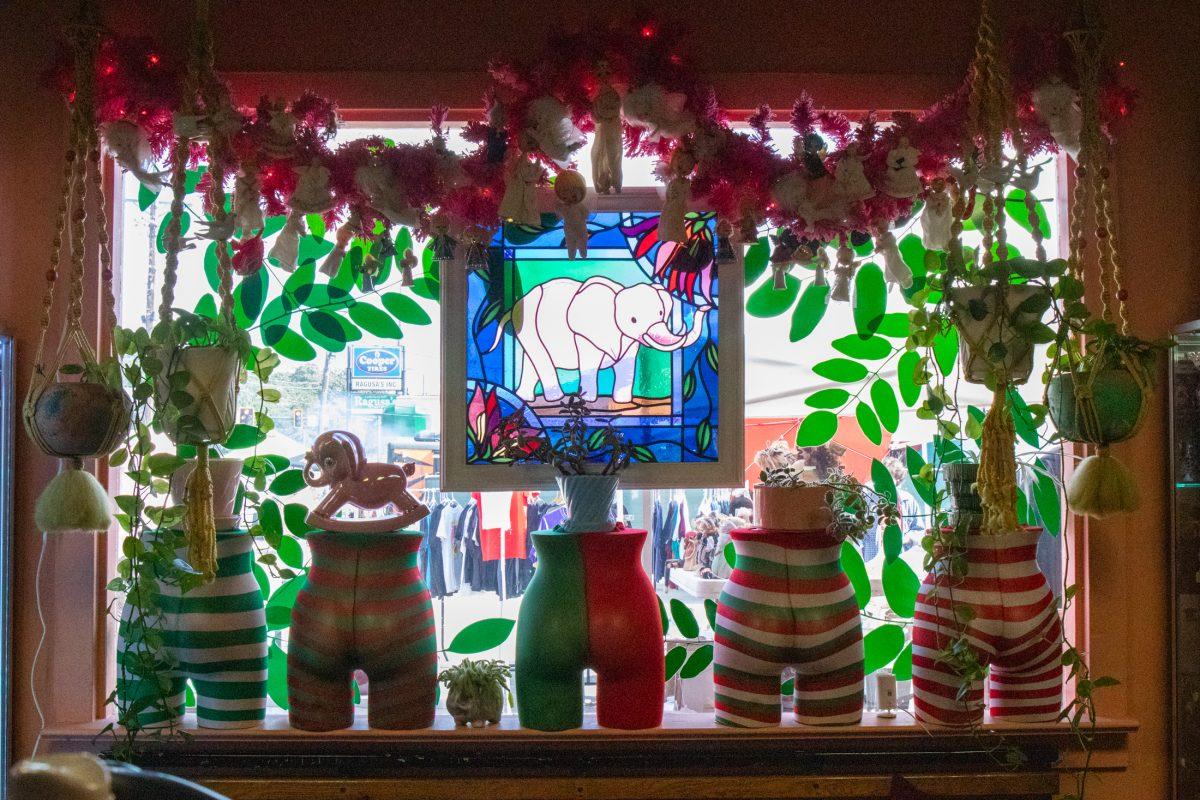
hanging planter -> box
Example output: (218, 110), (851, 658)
(1048, 367), (1145, 445)
(27, 377), (130, 461)
(157, 343), (241, 446)
(948, 283), (1049, 386)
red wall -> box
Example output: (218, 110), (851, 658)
(1, 1), (1197, 796)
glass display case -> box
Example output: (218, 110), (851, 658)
(1171, 321), (1200, 799)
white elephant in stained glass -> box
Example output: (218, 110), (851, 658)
(489, 276), (711, 404)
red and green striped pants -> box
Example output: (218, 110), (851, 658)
(912, 528), (1063, 726)
(287, 531), (437, 731)
(714, 528), (864, 727)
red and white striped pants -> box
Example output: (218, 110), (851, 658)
(714, 528), (864, 727)
(912, 528), (1063, 726)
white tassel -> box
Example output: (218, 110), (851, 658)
(233, 169), (264, 234)
(499, 152), (541, 227)
(921, 185), (954, 251)
(289, 162), (334, 215)
(1032, 78), (1082, 160)
(100, 120), (165, 189)
(882, 137), (922, 198)
(592, 84), (624, 194)
(526, 96), (587, 167)
(622, 83), (696, 141)
(268, 211), (305, 271)
(876, 229), (912, 289)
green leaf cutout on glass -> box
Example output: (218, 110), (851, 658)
(832, 334), (893, 360)
(789, 283), (830, 341)
(381, 292), (433, 325)
(795, 411), (838, 447)
(871, 458), (898, 504)
(348, 302), (403, 339)
(932, 327), (960, 378)
(278, 536), (305, 570)
(805, 388), (851, 409)
(882, 557), (920, 618)
(863, 624), (906, 674)
(271, 328), (318, 362)
(446, 618), (516, 654)
(896, 350), (922, 406)
(269, 469), (307, 496)
(233, 270), (266, 328)
(665, 645), (687, 681)
(704, 598), (718, 631)
(669, 598), (701, 639)
(723, 541), (737, 571)
(875, 312), (911, 339)
(892, 642), (914, 681)
(680, 644), (714, 680)
(137, 183), (159, 211)
(852, 262), (887, 337)
(259, 499), (283, 539)
(746, 273), (800, 318)
(267, 642), (289, 710)
(840, 541), (871, 610)
(856, 402), (883, 445)
(743, 238), (770, 284)
(156, 210), (190, 254)
(882, 523), (903, 564)
(658, 595), (669, 634)
(870, 379), (900, 432)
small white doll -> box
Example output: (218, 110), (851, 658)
(883, 137), (922, 198)
(320, 211), (359, 277)
(591, 81), (624, 194)
(499, 149), (542, 227)
(268, 211), (306, 271)
(875, 226), (912, 289)
(920, 178), (954, 251)
(658, 148), (695, 244)
(834, 145), (875, 202)
(1032, 77), (1082, 159)
(555, 170), (589, 259)
(233, 168), (265, 234)
(100, 120), (164, 189)
(289, 161), (334, 215)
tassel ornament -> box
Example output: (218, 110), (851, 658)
(976, 382), (1019, 534)
(184, 447), (218, 581)
(1066, 448), (1140, 518)
(35, 459), (114, 533)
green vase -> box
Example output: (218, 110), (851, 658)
(1048, 368), (1145, 445)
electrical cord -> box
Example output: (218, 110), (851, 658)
(29, 532), (48, 759)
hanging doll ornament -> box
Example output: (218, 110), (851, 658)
(555, 169), (589, 259)
(813, 246), (831, 288)
(26, 9), (131, 534)
(622, 83), (696, 141)
(399, 248), (417, 287)
(320, 211), (359, 277)
(268, 211), (305, 271)
(289, 161), (335, 215)
(715, 219), (736, 263)
(499, 147), (542, 227)
(463, 224), (497, 271)
(232, 167), (265, 235)
(834, 145), (875, 203)
(1031, 76), (1082, 160)
(920, 178), (954, 251)
(431, 212), (457, 262)
(100, 119), (165, 190)
(874, 225), (912, 289)
(769, 229), (800, 290)
(830, 241), (856, 303)
(355, 162), (418, 227)
(591, 73), (623, 194)
(659, 148), (695, 244)
(882, 137), (922, 199)
(525, 96), (586, 168)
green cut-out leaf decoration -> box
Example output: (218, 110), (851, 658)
(882, 557), (920, 617)
(870, 379), (900, 432)
(704, 598), (717, 631)
(382, 292), (433, 325)
(1008, 389), (1040, 448)
(266, 575), (305, 630)
(680, 644), (714, 680)
(184, 166), (206, 194)
(258, 499), (283, 538)
(138, 183), (161, 212)
(1005, 189), (1051, 238)
(306, 214), (326, 240)
(283, 261), (317, 303)
(780, 677), (795, 696)
(875, 312), (911, 339)
(812, 358), (869, 383)
(252, 562), (270, 600)
(1031, 457), (1061, 537)
(743, 238), (770, 284)
(832, 334), (893, 360)
(856, 402), (882, 445)
(297, 234), (334, 267)
(882, 523), (903, 564)
(789, 283), (830, 341)
(723, 541), (736, 571)
(259, 295), (296, 335)
(746, 273), (800, 318)
(267, 642), (289, 709)
(852, 262), (887, 337)
(446, 617), (516, 654)
(348, 302), (403, 339)
(863, 624), (906, 674)
(795, 411), (838, 447)
(892, 643), (914, 681)
(284, 503), (313, 537)
(269, 469), (307, 495)
(896, 350), (922, 406)
(805, 388), (850, 409)
(232, 270), (267, 328)
(840, 542), (871, 609)
(665, 645), (687, 681)
(278, 536), (305, 569)
(670, 598), (700, 639)
(871, 458), (898, 504)
(262, 215), (287, 238)
(906, 446), (937, 506)
(658, 595), (669, 633)
(298, 284), (352, 311)
(301, 309), (360, 352)
(271, 328), (317, 362)
(193, 293), (217, 319)
(156, 211), (190, 254)
(932, 327), (960, 377)
(225, 423), (268, 449)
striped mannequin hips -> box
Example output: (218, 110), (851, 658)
(912, 527), (1063, 726)
(714, 526), (865, 727)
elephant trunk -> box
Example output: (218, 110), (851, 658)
(641, 306), (709, 351)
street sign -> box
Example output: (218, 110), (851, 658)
(349, 346), (404, 392)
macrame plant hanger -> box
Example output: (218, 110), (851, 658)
(1058, 4), (1149, 517)
(24, 0), (130, 534)
(160, 0), (239, 581)
(951, 0), (1023, 535)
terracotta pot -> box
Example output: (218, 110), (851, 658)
(752, 485), (833, 531)
(516, 527), (663, 731)
(1048, 367), (1146, 445)
(169, 457), (245, 531)
(557, 474), (618, 533)
(158, 345), (240, 445)
(26, 381), (131, 459)
(911, 527), (1063, 726)
(445, 683), (504, 727)
(948, 285), (1048, 385)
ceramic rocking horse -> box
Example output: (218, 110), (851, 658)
(303, 430), (430, 532)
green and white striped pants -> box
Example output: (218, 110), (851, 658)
(117, 531), (268, 729)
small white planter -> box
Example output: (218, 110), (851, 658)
(947, 284), (1047, 385)
(158, 345), (241, 445)
(753, 485), (833, 531)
